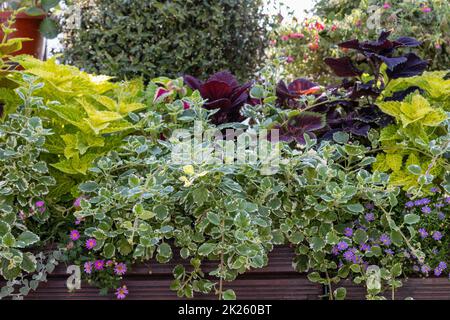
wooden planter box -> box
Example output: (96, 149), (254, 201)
(336, 278), (450, 300)
(22, 246), (323, 300)
(3, 246), (449, 299)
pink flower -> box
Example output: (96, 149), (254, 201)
(383, 3), (391, 9)
(153, 87), (171, 103)
(84, 261), (93, 274)
(35, 201), (46, 212)
(421, 6), (432, 13)
(308, 42), (319, 51)
(289, 33), (304, 39)
(36, 201), (45, 208)
(73, 196), (84, 208)
(280, 35), (289, 41)
(435, 43), (442, 49)
(114, 263), (127, 276)
(85, 238), (97, 250)
(182, 100), (190, 110)
(286, 56), (295, 63)
(106, 260), (114, 267)
(94, 260), (105, 271)
(69, 230), (80, 241)
(269, 39), (277, 46)
(315, 22), (325, 31)
(115, 285), (129, 299)
(75, 219), (82, 225)
(331, 25), (338, 31)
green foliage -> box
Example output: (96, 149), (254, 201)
(374, 79), (449, 192)
(0, 75), (56, 283)
(60, 0), (274, 82)
(9, 55), (147, 180)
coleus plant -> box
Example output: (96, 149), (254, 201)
(271, 31), (429, 144)
(184, 71), (252, 125)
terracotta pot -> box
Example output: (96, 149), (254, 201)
(0, 11), (45, 59)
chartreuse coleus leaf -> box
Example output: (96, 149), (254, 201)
(378, 94), (447, 128)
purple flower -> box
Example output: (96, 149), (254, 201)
(438, 262), (447, 270)
(343, 250), (356, 262)
(365, 212), (375, 222)
(434, 268), (442, 277)
(384, 249), (394, 255)
(438, 212), (445, 220)
(421, 6), (432, 13)
(85, 238), (97, 250)
(379, 234), (391, 246)
(432, 248), (439, 255)
(413, 265), (420, 272)
(84, 261), (93, 274)
(359, 243), (371, 252)
(74, 196), (84, 208)
(421, 206), (431, 214)
(35, 200), (45, 208)
(337, 241), (349, 251)
(114, 263), (127, 276)
(365, 203), (375, 210)
(421, 265), (431, 274)
(106, 260), (114, 267)
(415, 198), (430, 206)
(418, 228), (428, 239)
(435, 203), (445, 208)
(94, 260), (105, 271)
(430, 187), (440, 193)
(115, 286), (129, 300)
(344, 227), (353, 237)
(331, 246), (339, 256)
(35, 200), (46, 213)
(405, 201), (414, 208)
(69, 230), (80, 241)
(432, 231), (443, 241)
(444, 197), (450, 204)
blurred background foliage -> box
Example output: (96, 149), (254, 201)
(60, 0), (276, 82)
(269, 0), (450, 84)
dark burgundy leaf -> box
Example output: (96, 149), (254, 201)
(375, 55), (407, 70)
(394, 37), (421, 48)
(386, 53), (428, 79)
(208, 71), (239, 88)
(184, 75), (202, 91)
(324, 57), (362, 77)
(288, 78), (320, 95)
(338, 39), (360, 50)
(384, 86), (424, 101)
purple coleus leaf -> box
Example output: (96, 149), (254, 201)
(324, 57), (363, 77)
(275, 112), (326, 144)
(0, 103), (3, 118)
(183, 71), (252, 124)
(276, 78), (320, 107)
(386, 53), (428, 79)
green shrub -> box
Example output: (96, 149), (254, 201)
(60, 0), (273, 82)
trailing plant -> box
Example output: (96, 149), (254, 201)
(0, 75), (56, 285)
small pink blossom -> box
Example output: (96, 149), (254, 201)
(85, 238), (97, 250)
(35, 201), (46, 213)
(289, 33), (304, 39)
(383, 3), (391, 9)
(84, 261), (93, 274)
(421, 6), (432, 13)
(280, 35), (289, 41)
(331, 25), (338, 31)
(106, 260), (114, 267)
(115, 285), (129, 299)
(114, 263), (127, 276)
(94, 260), (105, 271)
(69, 230), (80, 241)
(286, 56), (295, 63)
(73, 196), (84, 208)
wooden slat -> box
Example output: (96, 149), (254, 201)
(23, 275), (322, 300)
(336, 278), (450, 300)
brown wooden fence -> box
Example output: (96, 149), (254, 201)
(3, 246), (450, 300)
